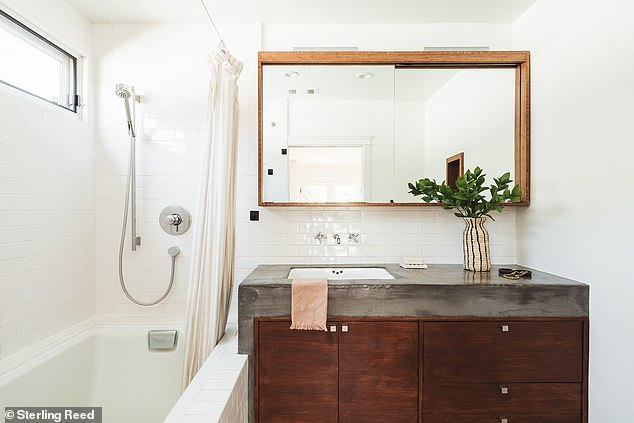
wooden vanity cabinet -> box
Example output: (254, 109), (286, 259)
(256, 319), (419, 423)
(422, 320), (586, 423)
(255, 318), (588, 423)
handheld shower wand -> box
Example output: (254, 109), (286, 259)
(115, 83), (136, 137)
(114, 83), (178, 306)
(115, 83), (139, 252)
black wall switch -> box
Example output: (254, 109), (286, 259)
(267, 169), (273, 175)
(249, 210), (260, 221)
(281, 148), (287, 155)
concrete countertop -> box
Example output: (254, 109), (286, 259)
(239, 263), (588, 287)
(238, 263), (589, 356)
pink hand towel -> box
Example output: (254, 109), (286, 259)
(290, 279), (328, 331)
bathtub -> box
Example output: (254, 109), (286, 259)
(0, 324), (184, 423)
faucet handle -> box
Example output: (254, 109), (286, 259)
(348, 232), (360, 243)
(314, 232), (327, 244)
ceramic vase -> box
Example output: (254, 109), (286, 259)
(462, 217), (491, 272)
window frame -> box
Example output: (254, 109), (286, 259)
(0, 9), (78, 113)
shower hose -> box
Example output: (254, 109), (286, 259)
(118, 137), (177, 306)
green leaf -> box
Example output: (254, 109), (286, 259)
(408, 167), (515, 217)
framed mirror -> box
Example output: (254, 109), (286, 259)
(258, 51), (530, 206)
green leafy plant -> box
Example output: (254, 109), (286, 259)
(408, 167), (522, 220)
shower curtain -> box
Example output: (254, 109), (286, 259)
(182, 46), (243, 388)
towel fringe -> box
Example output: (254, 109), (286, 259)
(290, 323), (327, 331)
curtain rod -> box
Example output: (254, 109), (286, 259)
(198, 0), (226, 49)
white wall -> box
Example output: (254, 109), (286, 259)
(91, 22), (260, 322)
(263, 23), (513, 51)
(512, 0), (634, 420)
(423, 69), (515, 182)
(0, 0), (94, 360)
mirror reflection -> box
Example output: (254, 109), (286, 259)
(289, 146), (364, 202)
(393, 67), (515, 202)
(261, 64), (517, 204)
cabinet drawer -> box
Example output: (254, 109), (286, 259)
(424, 415), (580, 423)
(423, 321), (582, 382)
(423, 383), (581, 415)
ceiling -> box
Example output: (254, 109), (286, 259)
(65, 0), (536, 24)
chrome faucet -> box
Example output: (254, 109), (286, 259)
(348, 232), (360, 243)
(314, 232), (327, 244)
(333, 234), (341, 245)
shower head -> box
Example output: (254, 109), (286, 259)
(115, 83), (132, 99)
(115, 83), (136, 137)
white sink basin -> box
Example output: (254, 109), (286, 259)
(288, 267), (394, 280)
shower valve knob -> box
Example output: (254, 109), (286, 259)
(166, 214), (183, 226)
(160, 206), (191, 236)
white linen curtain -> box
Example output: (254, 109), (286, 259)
(182, 46), (243, 388)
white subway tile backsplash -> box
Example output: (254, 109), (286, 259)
(0, 291), (16, 310)
(373, 222), (399, 233)
(397, 222), (423, 234)
(1, 303), (29, 325)
(384, 233), (412, 246)
(11, 101), (46, 123)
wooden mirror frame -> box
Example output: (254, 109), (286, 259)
(258, 51), (530, 207)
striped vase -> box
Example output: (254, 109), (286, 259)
(462, 217), (491, 272)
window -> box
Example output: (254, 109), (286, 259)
(0, 9), (78, 112)
(288, 146), (364, 202)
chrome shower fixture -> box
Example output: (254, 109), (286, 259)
(115, 83), (132, 98)
(160, 206), (192, 235)
(115, 83), (137, 137)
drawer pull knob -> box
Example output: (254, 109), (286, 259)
(500, 418), (509, 423)
(329, 325), (337, 332)
(500, 386), (509, 394)
(500, 325), (509, 332)
(341, 325), (349, 333)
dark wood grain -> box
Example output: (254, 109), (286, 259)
(339, 321), (418, 423)
(424, 414), (580, 423)
(254, 317), (587, 423)
(257, 321), (338, 423)
(423, 383), (581, 415)
(446, 152), (464, 190)
(423, 321), (583, 382)
(582, 319), (589, 423)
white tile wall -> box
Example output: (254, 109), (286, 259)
(235, 208), (516, 277)
(91, 22), (261, 322)
(91, 22), (517, 324)
(0, 0), (94, 360)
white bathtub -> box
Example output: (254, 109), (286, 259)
(0, 325), (184, 423)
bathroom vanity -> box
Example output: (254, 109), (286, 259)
(238, 264), (589, 423)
